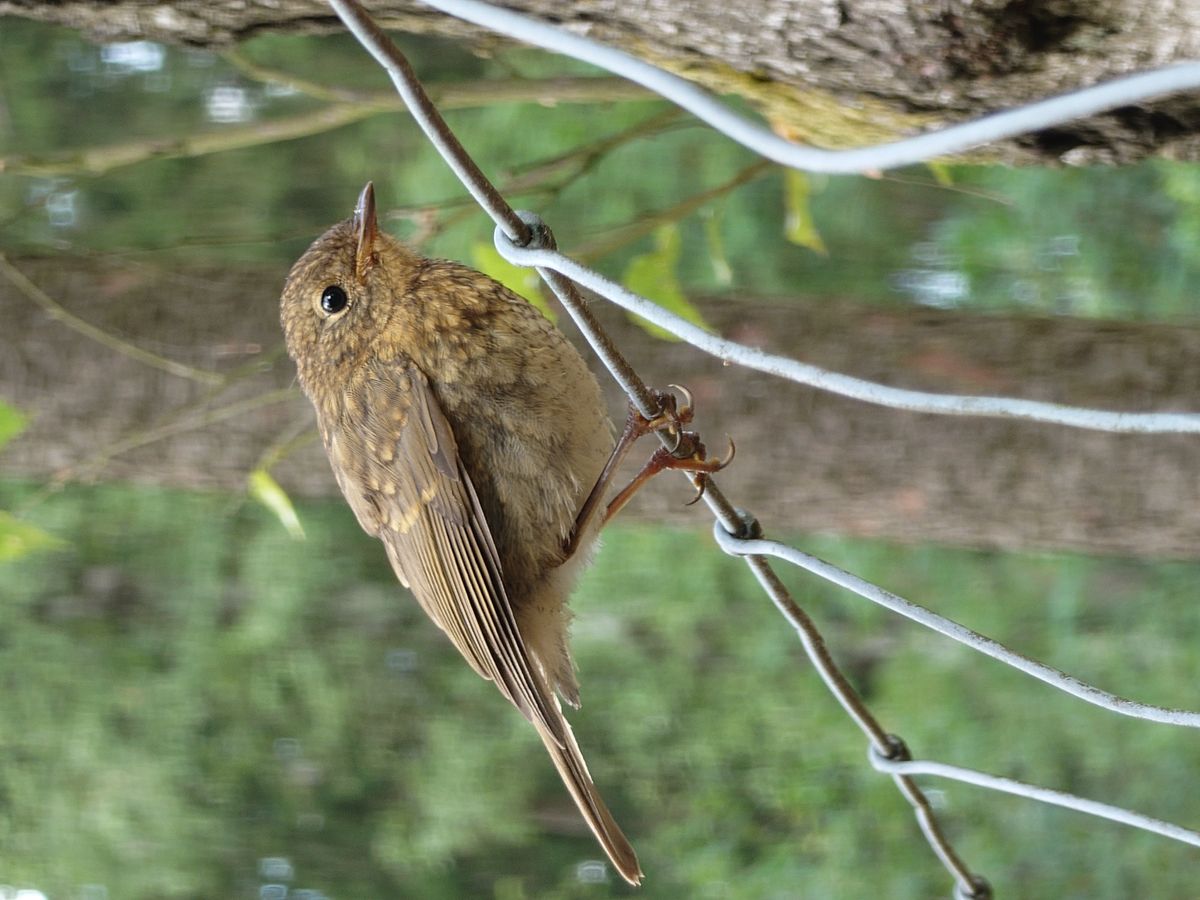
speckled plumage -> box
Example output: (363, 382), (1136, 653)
(279, 185), (640, 884)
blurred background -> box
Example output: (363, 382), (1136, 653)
(1, 14), (1200, 899)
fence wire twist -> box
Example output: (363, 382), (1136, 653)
(328, 0), (1200, 894)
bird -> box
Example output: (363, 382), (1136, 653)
(280, 182), (654, 883)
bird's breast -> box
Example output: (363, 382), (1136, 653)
(425, 330), (611, 599)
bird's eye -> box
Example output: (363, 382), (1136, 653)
(320, 285), (348, 315)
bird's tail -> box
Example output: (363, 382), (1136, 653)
(533, 707), (643, 886)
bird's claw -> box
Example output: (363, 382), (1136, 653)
(630, 386), (734, 507)
(666, 383), (694, 421)
(626, 385), (696, 450)
(664, 433), (735, 506)
(599, 386), (735, 524)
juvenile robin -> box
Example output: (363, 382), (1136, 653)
(281, 183), (727, 885)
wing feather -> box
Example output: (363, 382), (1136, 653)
(337, 358), (562, 742)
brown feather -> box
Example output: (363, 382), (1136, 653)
(339, 359), (561, 739)
(279, 200), (640, 885)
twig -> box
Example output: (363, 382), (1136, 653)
(254, 418), (320, 472)
(1, 105), (381, 177)
(60, 388), (297, 484)
(0, 78), (650, 178)
(574, 158), (773, 261)
(0, 253), (223, 385)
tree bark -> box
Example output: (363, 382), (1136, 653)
(2, 0), (1200, 164)
(5, 254), (1200, 559)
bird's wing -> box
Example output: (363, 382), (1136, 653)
(326, 356), (642, 885)
(333, 357), (562, 740)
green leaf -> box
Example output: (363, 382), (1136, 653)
(470, 242), (557, 324)
(783, 170), (827, 255)
(0, 510), (65, 562)
(926, 160), (954, 187)
(621, 223), (713, 341)
(702, 207), (733, 286)
(248, 468), (306, 540)
(0, 399), (29, 452)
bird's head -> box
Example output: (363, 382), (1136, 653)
(280, 182), (420, 391)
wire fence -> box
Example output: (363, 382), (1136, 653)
(328, 0), (1200, 894)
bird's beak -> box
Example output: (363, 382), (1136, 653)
(352, 181), (378, 282)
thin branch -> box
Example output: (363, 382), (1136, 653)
(223, 49), (379, 103)
(382, 111), (691, 245)
(254, 418), (320, 473)
(0, 253), (223, 385)
(502, 107), (689, 193)
(1, 104), (381, 177)
(59, 388), (297, 485)
(0, 77), (650, 178)
(574, 159), (772, 260)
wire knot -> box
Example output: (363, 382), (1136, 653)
(867, 734), (911, 767)
(956, 876), (994, 900)
(726, 507), (763, 542)
(508, 209), (557, 251)
(881, 733), (911, 762)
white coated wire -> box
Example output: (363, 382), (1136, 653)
(712, 524), (1200, 728)
(869, 750), (1200, 849)
(423, 0), (1200, 173)
(494, 234), (1200, 434)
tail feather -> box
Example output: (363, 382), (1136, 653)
(534, 707), (642, 886)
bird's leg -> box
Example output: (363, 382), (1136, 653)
(602, 429), (734, 524)
(562, 386), (734, 558)
(562, 388), (686, 558)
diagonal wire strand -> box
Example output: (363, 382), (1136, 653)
(711, 525), (1200, 728)
(869, 751), (1200, 849)
(491, 239), (1200, 434)
(436, 0), (1200, 435)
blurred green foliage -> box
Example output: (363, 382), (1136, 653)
(621, 223), (712, 340)
(0, 400), (63, 561)
(0, 400), (29, 450)
(1, 481), (1198, 898)
(3, 19), (1200, 321)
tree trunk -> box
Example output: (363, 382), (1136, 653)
(5, 254), (1200, 559)
(2, 0), (1199, 164)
